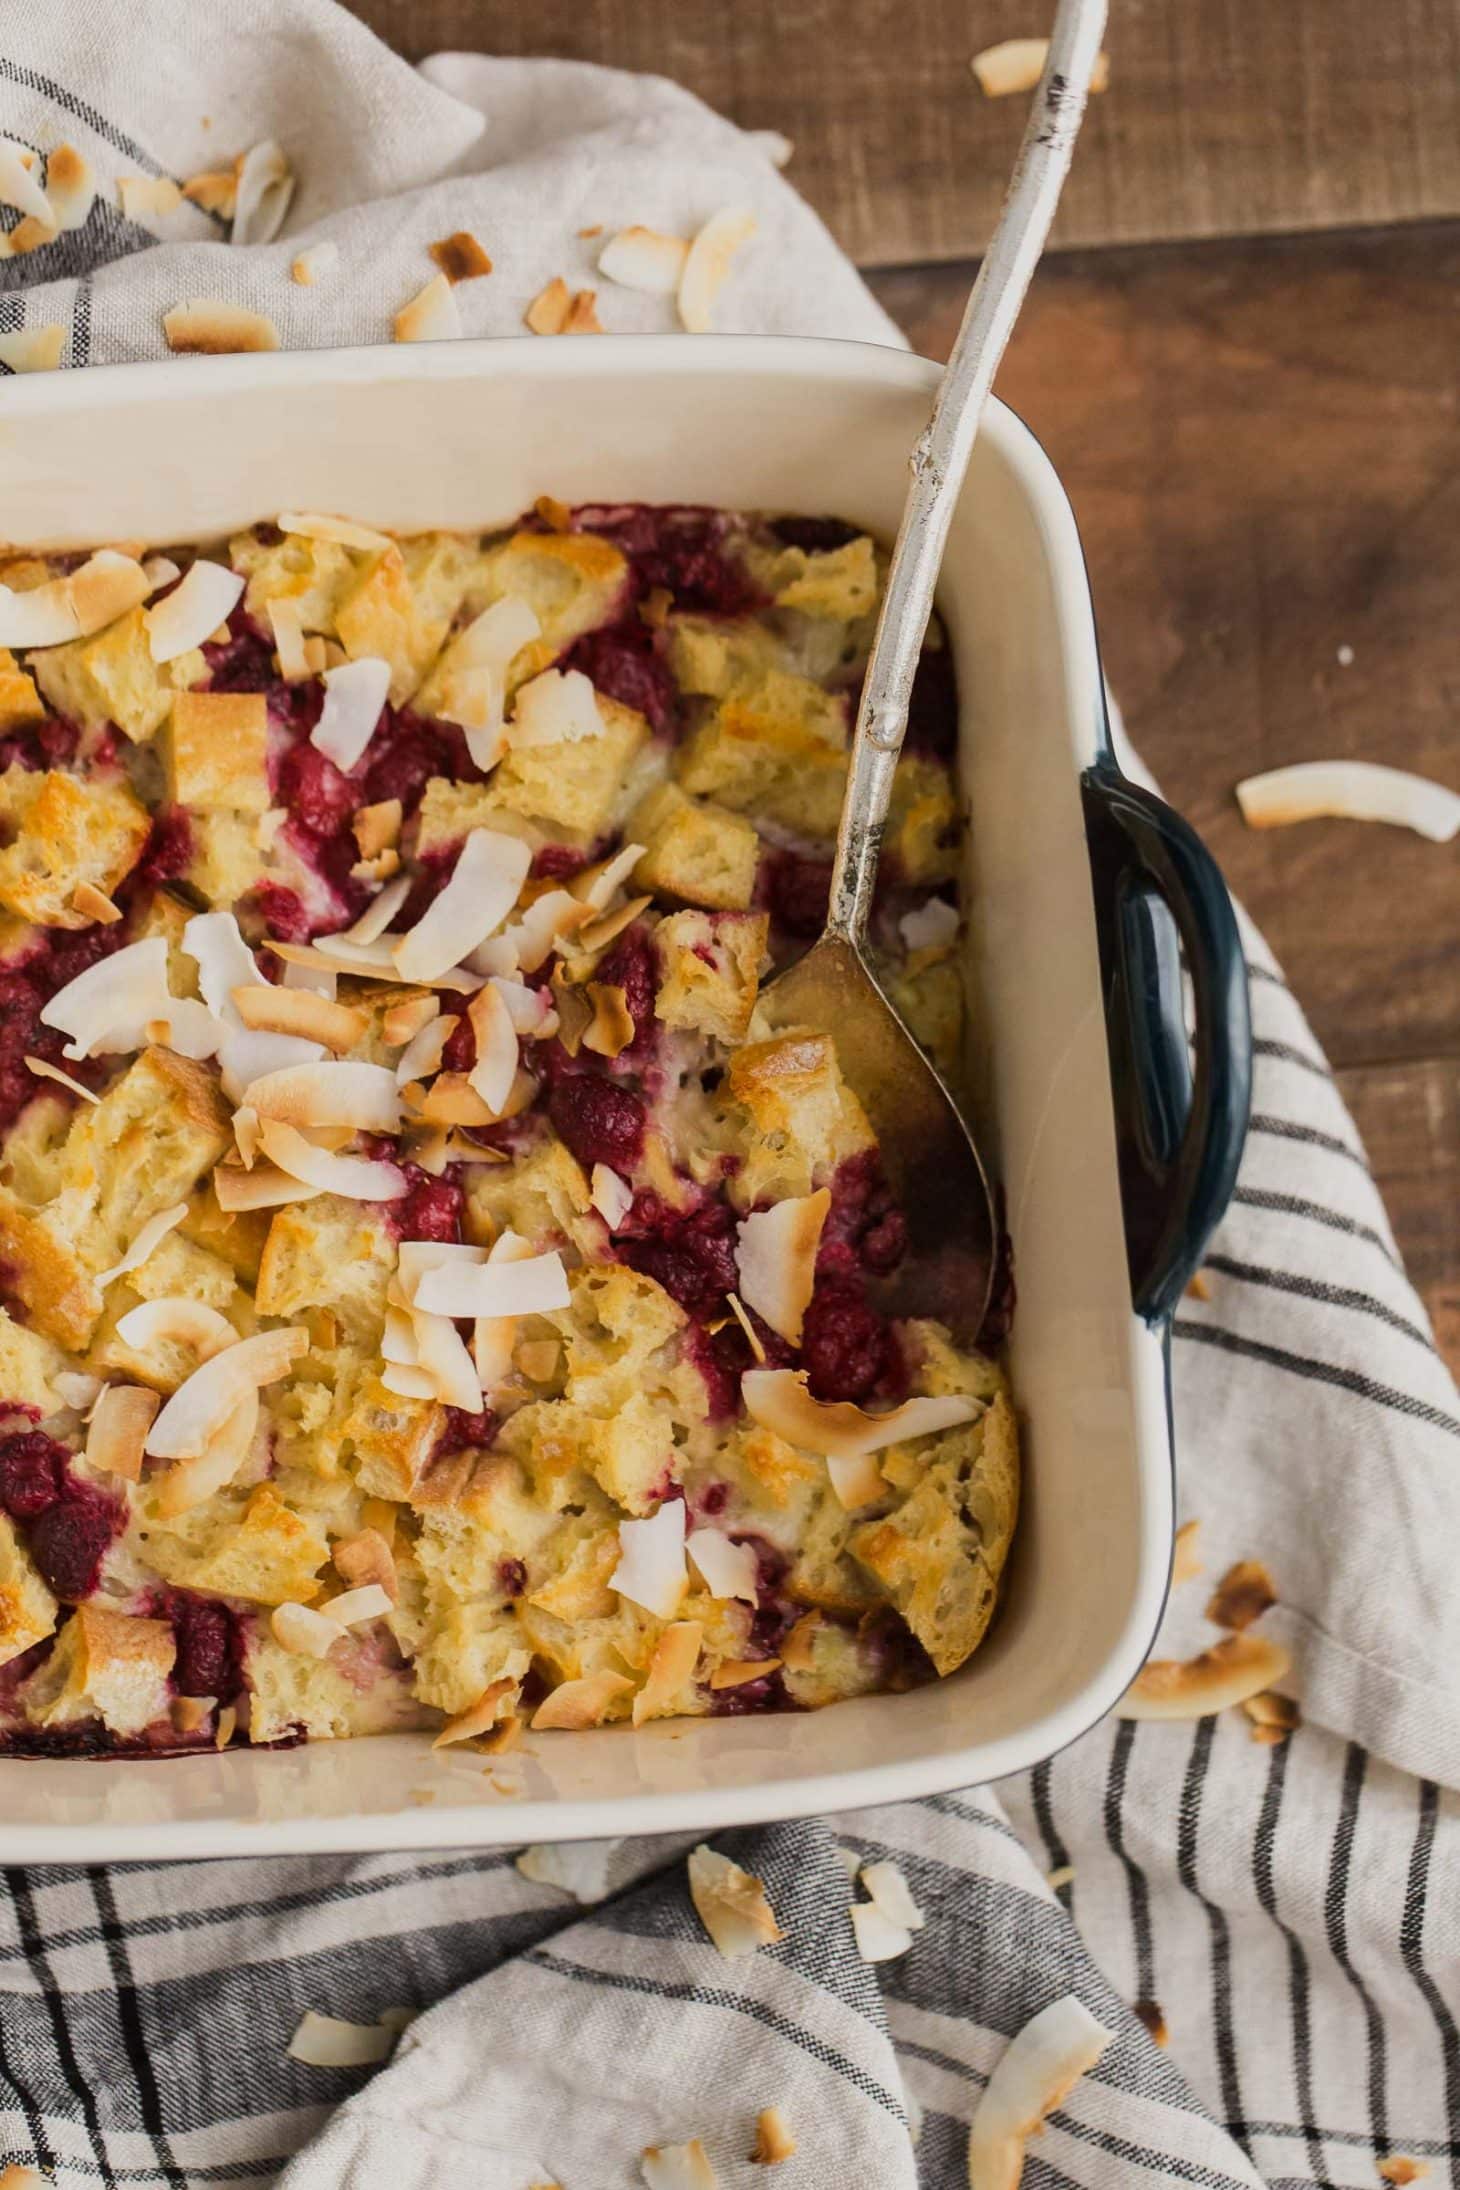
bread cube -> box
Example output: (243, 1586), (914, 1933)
(667, 615), (787, 699)
(745, 533), (880, 621)
(513, 1592), (653, 1691)
(0, 1511), (57, 1669)
(140, 1481), (328, 1606)
(229, 527), (355, 633)
(400, 530), (494, 632)
(21, 1603), (174, 1736)
(630, 782), (759, 911)
(345, 1373), (443, 1503)
(255, 1195), (397, 1341)
(488, 693), (650, 843)
(720, 1029), (874, 1208)
(183, 810), (264, 909)
(676, 677), (849, 842)
(554, 1264), (687, 1418)
(335, 544), (447, 704)
(125, 1228), (244, 1313)
(464, 1134), (597, 1256)
(166, 690), (270, 814)
(779, 1612), (884, 1709)
(181, 1192), (271, 1286)
(409, 1602), (528, 1718)
(414, 776), (531, 860)
(246, 1631), (429, 1744)
(30, 607), (203, 744)
(0, 769), (151, 927)
(483, 530), (629, 653)
(785, 1487), (880, 1618)
(0, 1305), (67, 1415)
(414, 1455), (561, 1602)
(0, 649), (44, 731)
(654, 909), (768, 1045)
(883, 953), (964, 1077)
(60, 1047), (232, 1271)
(0, 1192), (102, 1351)
(886, 755), (958, 885)
(850, 1391), (1019, 1674)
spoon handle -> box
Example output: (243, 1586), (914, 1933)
(824, 0), (1108, 945)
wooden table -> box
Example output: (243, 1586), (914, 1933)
(348, 2), (1460, 1369)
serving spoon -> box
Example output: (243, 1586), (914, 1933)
(758, 0), (1108, 1341)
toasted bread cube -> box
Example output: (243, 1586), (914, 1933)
(464, 1134), (597, 1256)
(246, 1630), (429, 1743)
(414, 1456), (561, 1603)
(21, 1603), (174, 1735)
(335, 543), (446, 704)
(576, 1391), (678, 1516)
(488, 693), (651, 843)
(184, 810), (264, 908)
(779, 1612), (884, 1709)
(667, 615), (787, 700)
(414, 776), (531, 861)
(345, 1374), (443, 1503)
(553, 1263), (687, 1419)
(850, 1391), (1019, 1674)
(0, 1305), (67, 1414)
(401, 529), (494, 633)
(630, 782), (759, 911)
(677, 675), (849, 841)
(166, 690), (270, 813)
(745, 533), (880, 620)
(0, 1511), (57, 1669)
(483, 530), (629, 654)
(0, 649), (44, 731)
(523, 1515), (622, 1618)
(0, 769), (151, 928)
(140, 1481), (328, 1606)
(255, 1195), (397, 1341)
(786, 1487), (881, 1617)
(30, 607), (203, 744)
(886, 755), (958, 885)
(410, 1603), (528, 1719)
(126, 1227), (241, 1312)
(181, 1192), (271, 1286)
(60, 1047), (232, 1271)
(0, 1190), (104, 1350)
(721, 1029), (874, 1208)
(654, 909), (767, 1045)
(229, 527), (355, 632)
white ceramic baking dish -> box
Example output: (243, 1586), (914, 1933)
(0, 336), (1249, 1860)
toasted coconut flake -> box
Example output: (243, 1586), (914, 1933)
(0, 323), (65, 373)
(1116, 1633), (1291, 1721)
(321, 1582), (392, 1628)
(381, 1362), (437, 1401)
(686, 1527), (758, 1605)
(394, 271), (462, 344)
(641, 2143), (717, 2190)
(0, 549), (148, 651)
(231, 139), (294, 246)
(95, 1202), (188, 1289)
(413, 1306), (484, 1409)
(1378, 2159), (1430, 2185)
(272, 1600), (343, 1660)
(155, 1391), (259, 1517)
(749, 2106), (796, 2165)
(861, 1860), (925, 1933)
(245, 1058), (401, 1132)
(1236, 761), (1460, 843)
(291, 239), (339, 285)
(431, 1671), (520, 1750)
(967, 1995), (1114, 2190)
(278, 511), (394, 552)
(742, 1368), (978, 1459)
(24, 1054), (100, 1104)
(215, 1703), (236, 1749)
(1046, 1864), (1076, 1892)
(333, 1526), (398, 1602)
(0, 139), (51, 225)
(337, 873), (412, 950)
(354, 799), (403, 859)
(467, 983), (519, 1113)
(171, 1694), (215, 1736)
(144, 559), (245, 662)
(826, 1450), (886, 1511)
(850, 1900), (913, 1963)
(735, 1188), (828, 1344)
(382, 997), (440, 1055)
(1242, 1689), (1301, 1736)
(508, 666), (604, 748)
(1172, 1517), (1203, 1584)
(146, 1327), (308, 1459)
(633, 1620), (704, 1725)
(231, 984), (365, 1053)
(71, 880), (123, 925)
(311, 654), (391, 771)
(708, 1656), (780, 1691)
(573, 840), (646, 911)
(971, 37), (1110, 96)
(563, 287), (604, 333)
(899, 897), (959, 953)
(45, 143), (95, 230)
(1206, 1557), (1278, 1632)
(0, 2168), (53, 2190)
(267, 597), (312, 681)
(394, 829), (532, 983)
(607, 1500), (688, 1621)
(590, 1162), (634, 1230)
(531, 1668), (634, 1730)
(119, 174), (183, 222)
(407, 1072), (494, 1126)
(116, 1296), (237, 1360)
(489, 975), (555, 1037)
(578, 981), (633, 1062)
(429, 229), (493, 282)
(599, 225), (689, 295)
(517, 1337), (561, 1382)
(525, 277), (571, 334)
(516, 1837), (622, 1901)
(54, 1369), (102, 1412)
(213, 1160), (321, 1211)
(678, 205), (756, 334)
(722, 1291), (767, 1363)
(257, 1118), (406, 1202)
(1185, 1269), (1212, 1301)
(574, 894), (654, 956)
(395, 1011), (457, 1088)
(416, 1247), (569, 1320)
(1131, 1997), (1168, 2046)
(182, 168), (237, 217)
(163, 299), (280, 354)
(286, 2009), (395, 2068)
(85, 1384), (161, 1482)
(687, 1843), (784, 1958)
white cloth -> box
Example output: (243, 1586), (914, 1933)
(1, 7), (1457, 2189)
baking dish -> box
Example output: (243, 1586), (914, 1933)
(0, 334), (1249, 1859)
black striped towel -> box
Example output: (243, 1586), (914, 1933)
(2, 6), (1457, 2184)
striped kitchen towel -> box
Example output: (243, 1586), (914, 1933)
(1, 4), (1458, 2186)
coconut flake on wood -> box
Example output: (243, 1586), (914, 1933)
(971, 38), (1110, 96)
(966, 1996), (1114, 2190)
(144, 560), (243, 662)
(393, 829), (532, 983)
(1235, 761), (1460, 843)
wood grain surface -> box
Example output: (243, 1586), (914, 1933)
(346, 0), (1460, 266)
(871, 223), (1460, 1366)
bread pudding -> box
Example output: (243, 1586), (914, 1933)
(0, 504), (1017, 1756)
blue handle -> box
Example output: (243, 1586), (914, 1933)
(1081, 761), (1252, 1322)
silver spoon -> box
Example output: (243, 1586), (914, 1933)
(759, 0), (1108, 1340)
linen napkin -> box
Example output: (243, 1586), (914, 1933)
(1, 6), (1457, 2187)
